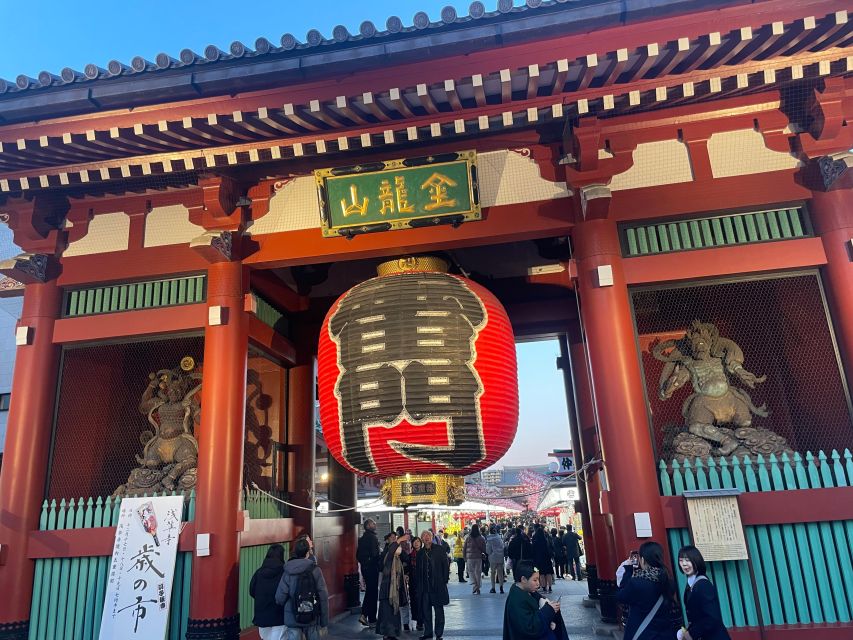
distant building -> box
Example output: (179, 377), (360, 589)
(480, 469), (503, 486)
(0, 225), (23, 461)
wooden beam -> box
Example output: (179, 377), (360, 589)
(622, 237), (826, 285)
(52, 303), (208, 344)
(243, 198), (574, 269)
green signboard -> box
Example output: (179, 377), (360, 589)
(315, 150), (480, 237)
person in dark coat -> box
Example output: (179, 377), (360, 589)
(677, 546), (731, 640)
(551, 529), (567, 579)
(531, 524), (554, 593)
(407, 536), (424, 632)
(415, 529), (450, 640)
(562, 525), (583, 580)
(376, 537), (409, 640)
(358, 518), (381, 627)
(502, 560), (568, 640)
(507, 527), (532, 579)
(249, 544), (286, 640)
(616, 541), (677, 640)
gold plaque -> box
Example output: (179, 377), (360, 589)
(381, 473), (465, 507)
(180, 356), (196, 372)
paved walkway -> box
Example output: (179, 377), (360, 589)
(328, 575), (600, 639)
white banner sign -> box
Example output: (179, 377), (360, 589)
(99, 496), (184, 640)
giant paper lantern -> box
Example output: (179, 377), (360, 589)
(318, 256), (518, 506)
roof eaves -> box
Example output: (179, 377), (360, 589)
(0, 0), (746, 124)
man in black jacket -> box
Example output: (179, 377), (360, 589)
(416, 529), (450, 640)
(357, 518), (381, 626)
(563, 525), (584, 580)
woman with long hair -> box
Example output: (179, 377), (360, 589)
(463, 524), (487, 594)
(677, 546), (731, 640)
(249, 544), (286, 640)
(376, 535), (408, 640)
(407, 536), (424, 633)
(616, 541), (677, 640)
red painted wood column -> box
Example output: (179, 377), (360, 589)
(0, 280), (62, 639)
(810, 187), (853, 389)
(568, 328), (620, 595)
(188, 260), (248, 640)
(287, 325), (317, 538)
(573, 218), (668, 616)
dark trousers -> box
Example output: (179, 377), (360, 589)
(419, 593), (445, 638)
(567, 556), (582, 579)
(455, 558), (466, 582)
(555, 558), (566, 577)
(361, 566), (379, 622)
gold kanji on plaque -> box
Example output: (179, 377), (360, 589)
(340, 184), (369, 217)
(421, 173), (458, 211)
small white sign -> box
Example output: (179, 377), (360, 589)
(99, 496), (184, 640)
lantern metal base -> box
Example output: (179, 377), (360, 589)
(381, 473), (465, 507)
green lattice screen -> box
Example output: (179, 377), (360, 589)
(622, 206), (811, 257)
(64, 274), (206, 318)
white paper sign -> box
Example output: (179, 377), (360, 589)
(686, 494), (749, 562)
(99, 496), (185, 640)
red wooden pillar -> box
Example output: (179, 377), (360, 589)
(287, 332), (316, 538)
(810, 188), (853, 389)
(0, 280), (62, 639)
(187, 260), (248, 640)
(573, 218), (667, 611)
(568, 331), (620, 591)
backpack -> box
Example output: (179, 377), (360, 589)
(293, 567), (320, 625)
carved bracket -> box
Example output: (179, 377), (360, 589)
(818, 153), (853, 190)
(187, 175), (245, 232)
(793, 78), (853, 161)
(563, 118), (636, 192)
(0, 194), (69, 255)
(190, 229), (234, 263)
(0, 253), (49, 284)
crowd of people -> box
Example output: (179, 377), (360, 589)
(247, 517), (731, 640)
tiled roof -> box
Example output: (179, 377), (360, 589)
(0, 1), (573, 95)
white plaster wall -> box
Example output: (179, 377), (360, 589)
(708, 128), (801, 178)
(64, 212), (130, 256)
(144, 205), (205, 247)
(245, 178), (322, 235)
(609, 139), (694, 191)
(478, 149), (570, 207)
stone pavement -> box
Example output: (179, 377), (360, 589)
(328, 575), (600, 639)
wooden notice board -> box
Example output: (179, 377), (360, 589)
(683, 489), (749, 561)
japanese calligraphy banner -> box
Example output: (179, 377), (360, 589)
(99, 495), (184, 640)
(315, 150), (481, 237)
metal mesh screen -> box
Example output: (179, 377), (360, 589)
(245, 353), (287, 494)
(631, 272), (853, 462)
(48, 336), (205, 500)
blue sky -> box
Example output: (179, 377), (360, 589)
(0, 1), (515, 80)
(0, 0), (571, 467)
(500, 339), (572, 468)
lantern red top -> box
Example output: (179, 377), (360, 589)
(318, 269), (518, 478)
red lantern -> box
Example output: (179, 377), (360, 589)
(318, 256), (518, 486)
